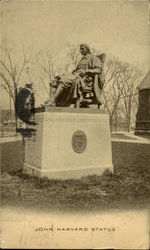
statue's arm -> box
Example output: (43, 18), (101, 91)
(85, 67), (101, 74)
(85, 55), (102, 74)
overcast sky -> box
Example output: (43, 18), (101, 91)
(1, 0), (149, 107)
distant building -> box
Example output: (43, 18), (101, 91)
(135, 71), (150, 134)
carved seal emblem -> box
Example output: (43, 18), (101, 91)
(72, 130), (87, 153)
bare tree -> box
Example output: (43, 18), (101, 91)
(37, 50), (56, 102)
(0, 43), (32, 127)
(65, 44), (81, 68)
(103, 58), (144, 132)
(103, 57), (124, 129)
(118, 64), (143, 132)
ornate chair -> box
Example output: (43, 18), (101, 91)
(75, 53), (106, 108)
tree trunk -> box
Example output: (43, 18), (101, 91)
(109, 115), (113, 132)
(9, 95), (13, 134)
(14, 86), (18, 133)
(114, 107), (117, 132)
(127, 114), (131, 132)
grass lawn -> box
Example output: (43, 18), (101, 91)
(1, 155), (150, 212)
(1, 135), (150, 212)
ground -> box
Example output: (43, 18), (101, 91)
(1, 152), (150, 213)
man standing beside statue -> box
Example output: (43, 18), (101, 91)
(52, 44), (105, 107)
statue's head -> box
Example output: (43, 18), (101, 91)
(80, 44), (91, 56)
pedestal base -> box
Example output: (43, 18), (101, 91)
(24, 108), (113, 179)
(24, 162), (111, 179)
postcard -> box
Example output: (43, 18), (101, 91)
(0, 0), (150, 249)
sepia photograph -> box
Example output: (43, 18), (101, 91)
(0, 0), (150, 249)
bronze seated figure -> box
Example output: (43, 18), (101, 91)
(50, 44), (106, 108)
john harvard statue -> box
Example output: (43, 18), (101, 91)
(50, 44), (106, 108)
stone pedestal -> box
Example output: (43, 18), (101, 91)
(24, 108), (113, 179)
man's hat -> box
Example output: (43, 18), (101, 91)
(25, 83), (33, 89)
(80, 43), (90, 49)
